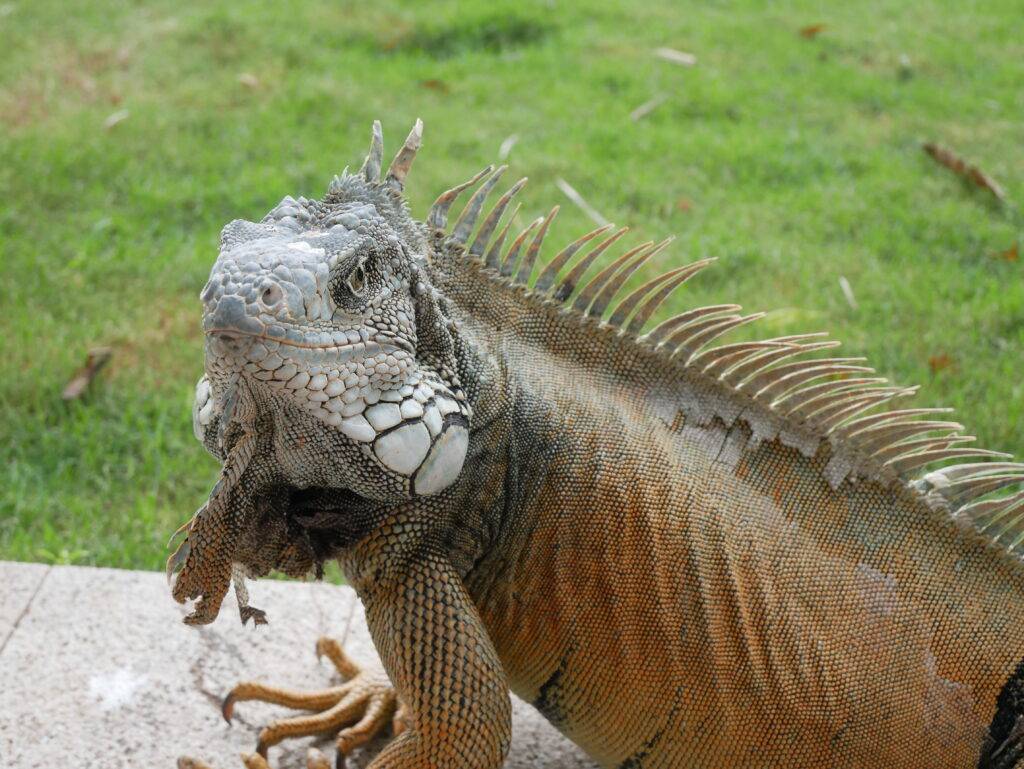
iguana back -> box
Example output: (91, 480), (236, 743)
(442, 251), (1024, 767)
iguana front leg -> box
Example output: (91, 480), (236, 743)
(171, 378), (267, 626)
(349, 549), (512, 768)
(178, 554), (510, 769)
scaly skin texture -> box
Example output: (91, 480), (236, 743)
(445, 256), (1024, 767)
(174, 121), (1024, 769)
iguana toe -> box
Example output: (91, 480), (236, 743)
(216, 637), (397, 766)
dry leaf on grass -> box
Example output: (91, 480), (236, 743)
(62, 347), (112, 401)
(838, 276), (858, 310)
(928, 353), (954, 374)
(800, 24), (826, 38)
(630, 95), (667, 122)
(654, 47), (697, 67)
(996, 243), (1019, 262)
(923, 142), (1007, 202)
(103, 109), (129, 130)
(419, 79), (449, 94)
(498, 134), (519, 161)
(555, 178), (609, 227)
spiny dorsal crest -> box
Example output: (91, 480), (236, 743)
(353, 119), (1023, 560)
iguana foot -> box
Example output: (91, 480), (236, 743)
(219, 637), (403, 765)
(178, 747), (331, 769)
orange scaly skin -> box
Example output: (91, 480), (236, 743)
(449, 262), (1024, 766)
(174, 122), (1024, 769)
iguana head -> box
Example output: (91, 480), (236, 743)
(196, 120), (471, 501)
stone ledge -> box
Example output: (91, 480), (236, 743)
(0, 562), (595, 769)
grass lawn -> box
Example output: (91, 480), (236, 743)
(1, 0), (1021, 571)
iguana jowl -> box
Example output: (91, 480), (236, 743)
(172, 120), (1024, 769)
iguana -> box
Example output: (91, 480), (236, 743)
(171, 120), (1024, 769)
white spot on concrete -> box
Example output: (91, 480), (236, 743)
(88, 668), (147, 711)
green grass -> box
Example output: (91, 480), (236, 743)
(1, 0), (1021, 570)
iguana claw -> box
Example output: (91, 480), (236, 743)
(214, 637), (398, 766)
(239, 605), (269, 626)
(221, 691), (238, 724)
(233, 564), (268, 627)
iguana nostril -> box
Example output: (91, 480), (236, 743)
(261, 284), (284, 308)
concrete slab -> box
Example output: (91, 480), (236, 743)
(0, 561), (50, 653)
(0, 563), (595, 769)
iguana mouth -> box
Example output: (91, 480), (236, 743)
(206, 328), (415, 356)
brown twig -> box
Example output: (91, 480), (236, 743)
(923, 142), (1006, 202)
(799, 24), (826, 38)
(62, 347), (112, 400)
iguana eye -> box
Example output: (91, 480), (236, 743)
(348, 264), (366, 295)
(331, 257), (370, 307)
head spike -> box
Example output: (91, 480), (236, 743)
(550, 227), (629, 302)
(534, 225), (615, 293)
(606, 263), (691, 330)
(484, 203), (521, 270)
(857, 420), (965, 454)
(886, 448), (1012, 478)
(360, 120), (384, 182)
(941, 470), (1024, 507)
(961, 489), (1024, 528)
(753, 361), (875, 403)
(724, 336), (834, 387)
(692, 341), (795, 378)
(777, 379), (890, 418)
(642, 305), (740, 347)
(623, 258), (715, 335)
(871, 435), (976, 466)
(427, 166), (493, 230)
(452, 166), (508, 244)
(587, 240), (665, 319)
(836, 408), (956, 440)
(385, 118), (423, 191)
(574, 241), (655, 315)
(470, 178), (528, 257)
(515, 206), (560, 285)
(501, 217), (544, 277)
(812, 388), (916, 431)
(675, 313), (765, 362)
